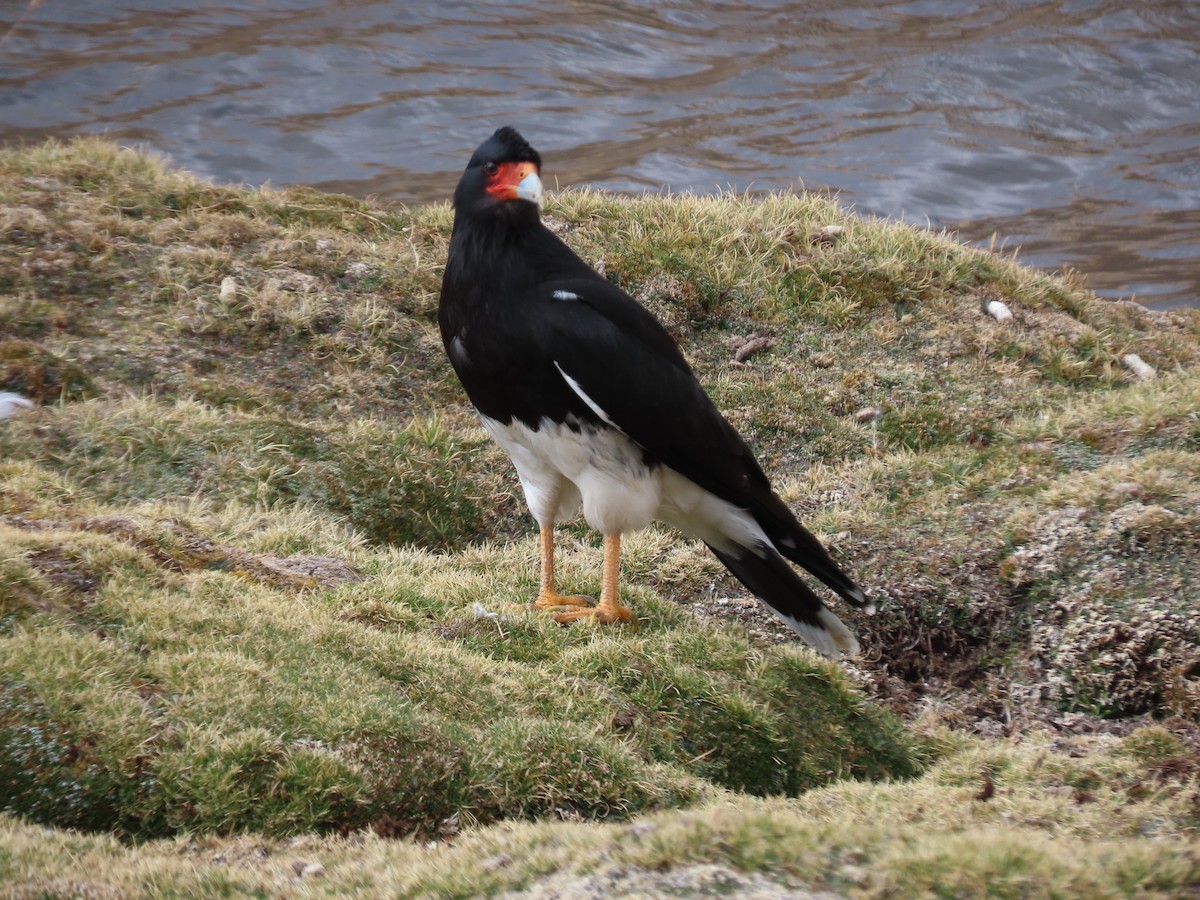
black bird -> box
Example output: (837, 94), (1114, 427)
(438, 127), (873, 656)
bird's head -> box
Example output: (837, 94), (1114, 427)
(453, 126), (545, 221)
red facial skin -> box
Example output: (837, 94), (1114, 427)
(484, 160), (539, 201)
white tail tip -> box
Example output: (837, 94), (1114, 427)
(774, 606), (861, 657)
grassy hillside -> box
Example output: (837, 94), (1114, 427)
(0, 139), (1197, 896)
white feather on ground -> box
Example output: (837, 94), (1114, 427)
(0, 393), (33, 420)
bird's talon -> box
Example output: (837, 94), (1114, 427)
(534, 591), (595, 611)
(552, 605), (634, 626)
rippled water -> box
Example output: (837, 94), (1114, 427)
(3, 0), (1198, 307)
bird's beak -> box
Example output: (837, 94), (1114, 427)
(516, 170), (544, 209)
(487, 161), (544, 209)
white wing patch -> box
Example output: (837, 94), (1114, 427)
(554, 362), (618, 428)
(449, 333), (471, 367)
(552, 289), (580, 301)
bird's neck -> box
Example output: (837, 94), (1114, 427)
(447, 210), (546, 285)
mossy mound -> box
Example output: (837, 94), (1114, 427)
(1, 138), (1198, 892)
(1, 723), (1197, 897)
(0, 464), (918, 840)
(1003, 449), (1200, 716)
(0, 399), (485, 548)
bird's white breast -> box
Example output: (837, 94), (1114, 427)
(481, 414), (659, 535)
(480, 413), (770, 553)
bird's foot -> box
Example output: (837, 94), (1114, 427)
(551, 603), (635, 627)
(533, 590), (595, 612)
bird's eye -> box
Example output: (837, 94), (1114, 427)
(482, 161), (499, 176)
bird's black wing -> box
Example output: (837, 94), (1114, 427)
(538, 273), (867, 607)
(541, 275), (765, 500)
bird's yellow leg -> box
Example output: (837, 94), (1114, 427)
(553, 533), (633, 625)
(533, 525), (593, 610)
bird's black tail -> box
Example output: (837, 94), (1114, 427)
(765, 519), (875, 614)
(708, 542), (860, 657)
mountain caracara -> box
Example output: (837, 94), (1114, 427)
(438, 127), (873, 656)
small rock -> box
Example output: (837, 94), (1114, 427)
(840, 864), (869, 885)
(22, 176), (64, 191)
(854, 406), (883, 424)
(344, 261), (372, 281)
(270, 269), (321, 293)
(315, 239), (333, 251)
(611, 707), (638, 730)
(1122, 353), (1156, 381)
(986, 299), (1013, 322)
(219, 276), (238, 303)
(292, 860), (325, 878)
(259, 555), (365, 587)
(733, 335), (775, 363)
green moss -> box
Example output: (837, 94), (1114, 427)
(1119, 726), (1187, 765)
(0, 402), (487, 549)
(1001, 453), (1200, 716)
(155, 727), (369, 836)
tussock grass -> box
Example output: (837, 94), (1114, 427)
(1, 138), (1198, 895)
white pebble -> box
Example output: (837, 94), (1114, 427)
(986, 300), (1013, 322)
(219, 276), (238, 303)
(1122, 353), (1156, 381)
